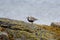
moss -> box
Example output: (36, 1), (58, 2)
(0, 18), (60, 40)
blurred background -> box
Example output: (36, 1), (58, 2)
(0, 0), (60, 25)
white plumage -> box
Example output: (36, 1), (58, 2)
(27, 16), (37, 23)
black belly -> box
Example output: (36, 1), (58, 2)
(28, 20), (34, 22)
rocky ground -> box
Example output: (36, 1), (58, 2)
(0, 18), (60, 40)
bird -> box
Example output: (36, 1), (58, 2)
(27, 16), (37, 24)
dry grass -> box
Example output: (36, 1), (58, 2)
(0, 18), (60, 40)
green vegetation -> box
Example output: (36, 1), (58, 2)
(0, 18), (60, 40)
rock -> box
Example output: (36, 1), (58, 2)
(51, 22), (60, 27)
(0, 31), (9, 40)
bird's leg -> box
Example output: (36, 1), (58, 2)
(31, 22), (33, 25)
